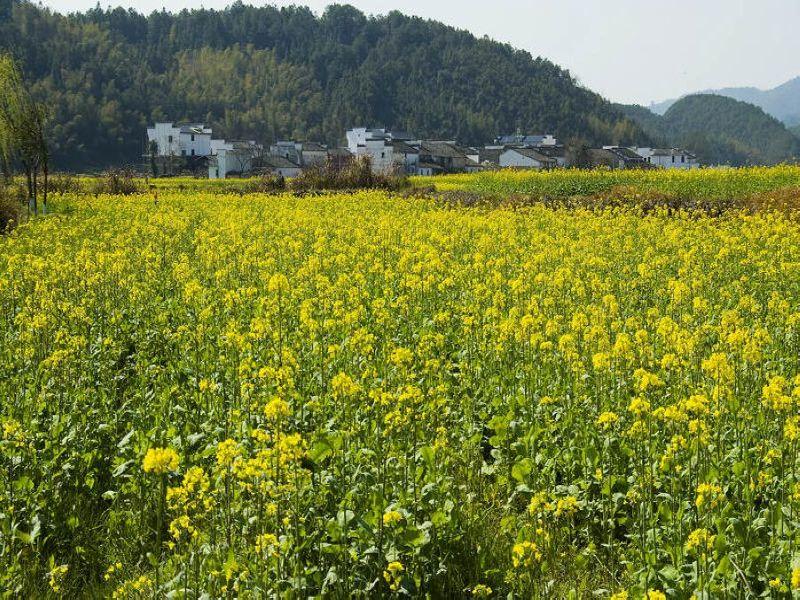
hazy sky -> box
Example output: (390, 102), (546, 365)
(45, 0), (800, 105)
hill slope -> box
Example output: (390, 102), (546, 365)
(651, 77), (800, 126)
(620, 94), (800, 166)
(0, 1), (647, 170)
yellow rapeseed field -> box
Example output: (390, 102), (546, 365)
(2, 175), (800, 597)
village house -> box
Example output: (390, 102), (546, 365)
(147, 122), (213, 158)
(269, 141), (329, 167)
(418, 141), (470, 174)
(499, 147), (557, 170)
(207, 140), (262, 179)
(632, 147), (700, 169)
(258, 155), (303, 178)
(145, 122), (214, 175)
(591, 146), (650, 169)
(346, 128), (416, 174)
(390, 140), (420, 174)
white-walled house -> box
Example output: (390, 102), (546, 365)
(260, 156), (302, 178)
(346, 128), (415, 174)
(269, 141), (328, 167)
(499, 147), (556, 170)
(208, 140), (261, 179)
(147, 122), (213, 158)
(632, 147), (699, 169)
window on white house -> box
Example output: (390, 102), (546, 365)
(182, 150), (186, 156)
(672, 155), (675, 163)
(191, 149), (195, 156)
(168, 135), (173, 143)
(191, 134), (195, 142)
(681, 155), (685, 163)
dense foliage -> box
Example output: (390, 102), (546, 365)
(0, 1), (647, 171)
(619, 95), (800, 166)
(4, 170), (800, 597)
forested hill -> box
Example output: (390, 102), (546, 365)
(0, 0), (647, 170)
(618, 94), (800, 166)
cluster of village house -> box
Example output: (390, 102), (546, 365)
(145, 122), (700, 179)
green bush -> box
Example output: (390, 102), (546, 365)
(290, 155), (408, 193)
(0, 183), (25, 232)
(90, 169), (140, 196)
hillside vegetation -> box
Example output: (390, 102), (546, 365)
(619, 94), (800, 165)
(0, 1), (647, 170)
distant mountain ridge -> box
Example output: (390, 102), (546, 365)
(0, 1), (649, 170)
(618, 94), (800, 166)
(651, 77), (800, 126)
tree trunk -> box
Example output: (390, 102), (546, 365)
(25, 166), (33, 216)
(31, 165), (37, 216)
(42, 162), (48, 214)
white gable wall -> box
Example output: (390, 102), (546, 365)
(499, 149), (544, 169)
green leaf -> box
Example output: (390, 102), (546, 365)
(511, 458), (533, 482)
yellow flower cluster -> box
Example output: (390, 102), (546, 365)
(511, 541), (542, 569)
(6, 173), (800, 596)
(383, 561), (405, 591)
(685, 528), (716, 557)
(142, 447), (180, 474)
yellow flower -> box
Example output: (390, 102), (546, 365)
(769, 577), (786, 592)
(628, 396), (651, 417)
(785, 416), (800, 441)
(383, 561), (405, 591)
(472, 583), (493, 597)
(702, 352), (734, 384)
(633, 369), (663, 392)
(216, 438), (241, 468)
(554, 495), (579, 518)
(511, 541), (542, 568)
(104, 562), (123, 582)
(646, 591), (666, 600)
(255, 532), (279, 557)
(264, 397), (291, 421)
(792, 567), (800, 589)
(331, 372), (360, 398)
(610, 592), (628, 600)
(528, 491), (552, 515)
(592, 352), (611, 370)
(763, 375), (792, 411)
(142, 447), (180, 474)
(596, 411), (619, 428)
(390, 347), (414, 367)
(267, 272), (289, 294)
(695, 482), (724, 510)
(685, 528), (716, 556)
(383, 510), (403, 527)
(169, 514), (197, 542)
(48, 564), (68, 593)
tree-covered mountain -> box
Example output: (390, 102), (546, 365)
(618, 94), (800, 166)
(0, 1), (648, 171)
(651, 77), (800, 126)
(791, 124), (800, 139)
